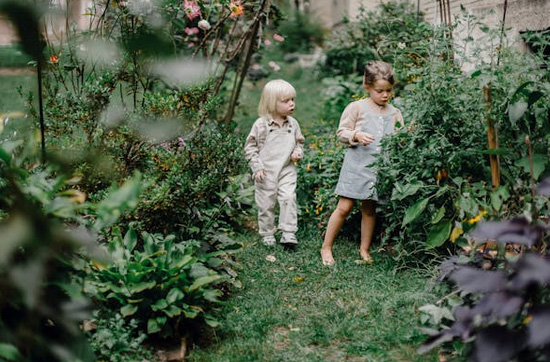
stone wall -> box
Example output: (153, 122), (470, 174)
(306, 0), (550, 35)
(0, 0), (92, 46)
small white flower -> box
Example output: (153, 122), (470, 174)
(198, 19), (211, 31)
(397, 42), (406, 49)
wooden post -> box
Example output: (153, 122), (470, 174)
(483, 85), (500, 188)
(223, 0), (270, 125)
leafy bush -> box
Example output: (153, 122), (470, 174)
(320, 0), (429, 79)
(297, 124), (343, 228)
(84, 225), (227, 340)
(87, 312), (154, 362)
(418, 178), (550, 362)
(376, 13), (550, 260)
(0, 136), (95, 362)
(133, 123), (249, 237)
(276, 10), (326, 54)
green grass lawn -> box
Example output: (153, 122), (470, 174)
(0, 74), (37, 115)
(188, 228), (440, 362)
(0, 45), (38, 116)
(0, 45), (33, 68)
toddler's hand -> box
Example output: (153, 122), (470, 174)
(254, 170), (266, 182)
(355, 132), (375, 146)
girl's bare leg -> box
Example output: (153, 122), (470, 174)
(321, 197), (354, 265)
(359, 200), (377, 262)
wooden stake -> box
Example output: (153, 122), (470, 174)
(483, 85), (500, 188)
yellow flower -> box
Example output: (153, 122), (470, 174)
(449, 226), (464, 242)
(467, 210), (488, 225)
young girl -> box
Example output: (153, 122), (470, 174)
(320, 61), (403, 266)
(244, 79), (305, 250)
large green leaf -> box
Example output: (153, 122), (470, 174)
(129, 281), (156, 293)
(426, 219), (452, 249)
(516, 154), (547, 180)
(402, 197), (430, 227)
(167, 288), (184, 303)
(0, 146), (11, 164)
(431, 206), (445, 224)
(204, 315), (221, 328)
(120, 304), (138, 317)
(147, 318), (160, 334)
(163, 305), (182, 318)
(182, 306), (201, 319)
(203, 289), (223, 302)
(508, 100), (528, 124)
(123, 227), (138, 254)
(0, 343), (20, 361)
(189, 275), (222, 291)
(151, 298), (168, 312)
(391, 181), (423, 201)
(491, 186), (510, 212)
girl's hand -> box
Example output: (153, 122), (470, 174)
(291, 153), (302, 162)
(254, 170), (266, 182)
(354, 132), (375, 146)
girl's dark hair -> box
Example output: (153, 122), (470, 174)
(363, 61), (394, 86)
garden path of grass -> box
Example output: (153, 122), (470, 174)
(188, 229), (440, 362)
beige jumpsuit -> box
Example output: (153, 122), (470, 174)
(244, 117), (305, 239)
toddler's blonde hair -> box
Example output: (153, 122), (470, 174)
(258, 79), (296, 120)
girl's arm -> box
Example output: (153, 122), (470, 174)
(394, 108), (404, 129)
(244, 120), (265, 174)
(336, 102), (362, 146)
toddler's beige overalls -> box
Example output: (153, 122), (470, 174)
(255, 121), (298, 238)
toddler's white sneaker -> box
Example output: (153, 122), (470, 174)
(262, 235), (276, 246)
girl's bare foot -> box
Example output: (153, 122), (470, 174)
(360, 250), (373, 264)
(320, 247), (335, 266)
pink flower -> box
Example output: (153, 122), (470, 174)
(251, 64), (261, 70)
(264, 39), (271, 46)
(184, 27), (200, 35)
(183, 0), (201, 21)
(273, 34), (285, 42)
(268, 61), (280, 71)
(198, 19), (211, 30)
(187, 43), (195, 48)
